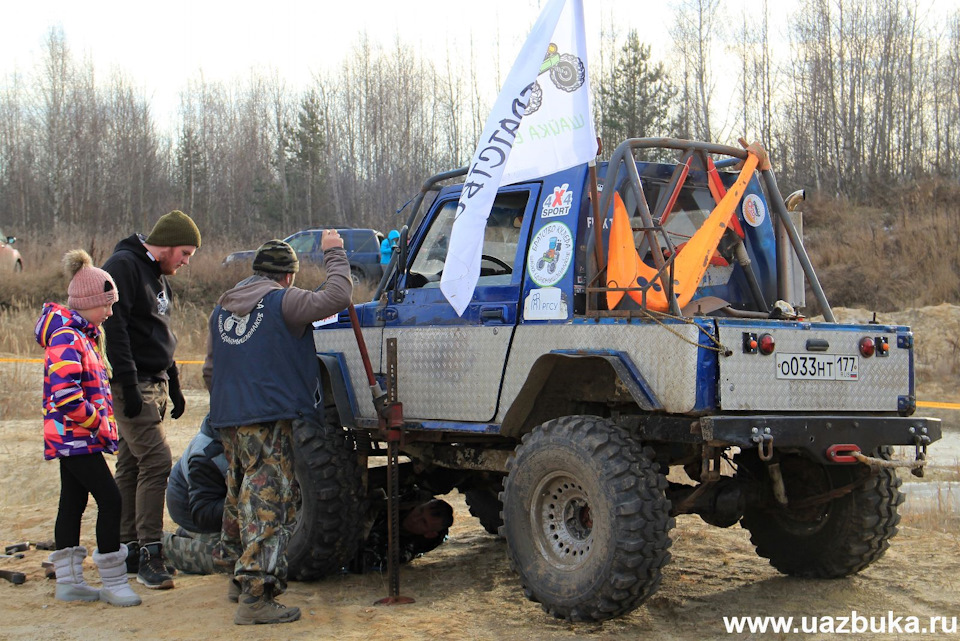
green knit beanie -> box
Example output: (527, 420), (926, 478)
(145, 210), (202, 248)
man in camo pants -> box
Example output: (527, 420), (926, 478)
(203, 234), (351, 625)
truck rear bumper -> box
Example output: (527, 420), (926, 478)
(697, 414), (941, 463)
(630, 413), (940, 464)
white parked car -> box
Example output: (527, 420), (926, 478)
(0, 228), (23, 273)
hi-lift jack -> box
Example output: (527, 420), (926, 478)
(346, 304), (415, 606)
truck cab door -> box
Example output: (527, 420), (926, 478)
(381, 186), (539, 422)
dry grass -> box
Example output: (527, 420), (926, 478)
(900, 488), (960, 535)
(0, 233), (375, 419)
(803, 178), (960, 313)
(0, 360), (40, 423)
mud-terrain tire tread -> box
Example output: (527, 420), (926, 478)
(463, 483), (505, 536)
(286, 417), (365, 580)
(739, 447), (904, 578)
(500, 415), (674, 622)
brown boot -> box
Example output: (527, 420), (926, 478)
(227, 578), (241, 603)
(234, 586), (301, 625)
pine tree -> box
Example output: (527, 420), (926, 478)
(597, 30), (675, 156)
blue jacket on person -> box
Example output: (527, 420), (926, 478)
(166, 415), (227, 533)
(380, 229), (400, 265)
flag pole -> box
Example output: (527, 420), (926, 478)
(588, 137), (604, 268)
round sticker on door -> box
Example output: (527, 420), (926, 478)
(527, 222), (573, 287)
(742, 193), (766, 227)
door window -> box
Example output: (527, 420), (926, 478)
(408, 191), (528, 289)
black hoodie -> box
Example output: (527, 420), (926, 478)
(102, 234), (177, 388)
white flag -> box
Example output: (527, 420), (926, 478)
(440, 0), (596, 316)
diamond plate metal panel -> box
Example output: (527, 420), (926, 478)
(317, 326), (514, 421)
(383, 326), (512, 421)
(315, 327), (382, 418)
(498, 323), (703, 419)
(718, 325), (910, 411)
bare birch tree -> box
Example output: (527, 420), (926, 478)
(670, 0), (720, 141)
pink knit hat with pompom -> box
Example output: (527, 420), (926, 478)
(63, 249), (119, 310)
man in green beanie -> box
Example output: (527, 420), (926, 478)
(103, 210), (202, 590)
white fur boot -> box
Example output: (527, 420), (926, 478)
(50, 546), (100, 602)
(93, 548), (142, 607)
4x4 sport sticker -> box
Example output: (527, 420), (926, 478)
(541, 183), (574, 218)
(527, 221), (573, 287)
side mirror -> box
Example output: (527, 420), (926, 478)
(394, 225), (409, 303)
(398, 225), (408, 273)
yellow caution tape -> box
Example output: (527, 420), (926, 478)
(0, 358), (204, 365)
(916, 400), (960, 410)
(3, 357), (959, 409)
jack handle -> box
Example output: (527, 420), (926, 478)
(346, 303), (388, 412)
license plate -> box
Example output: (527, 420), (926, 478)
(775, 353), (859, 381)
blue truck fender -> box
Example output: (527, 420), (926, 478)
(317, 353), (359, 428)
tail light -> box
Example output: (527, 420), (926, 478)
(758, 333), (775, 355)
(859, 336), (875, 357)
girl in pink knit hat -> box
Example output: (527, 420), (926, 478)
(34, 249), (141, 607)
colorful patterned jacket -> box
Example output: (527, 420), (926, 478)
(36, 302), (119, 459)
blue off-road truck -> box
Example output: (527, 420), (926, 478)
(290, 138), (940, 622)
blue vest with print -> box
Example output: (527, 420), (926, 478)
(208, 289), (319, 428)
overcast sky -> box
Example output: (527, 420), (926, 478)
(1, 0), (677, 127)
(3, 0), (955, 132)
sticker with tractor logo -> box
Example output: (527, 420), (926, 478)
(527, 222), (573, 287)
(541, 183), (574, 218)
(742, 193), (766, 227)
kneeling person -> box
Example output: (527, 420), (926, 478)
(163, 415), (230, 575)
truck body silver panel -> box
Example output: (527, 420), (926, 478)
(317, 320), (704, 422)
(317, 326), (511, 422)
(717, 323), (911, 412)
(316, 327), (381, 418)
(498, 323), (702, 419)
(381, 326), (512, 421)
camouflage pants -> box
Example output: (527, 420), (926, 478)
(219, 420), (296, 597)
(162, 529), (230, 575)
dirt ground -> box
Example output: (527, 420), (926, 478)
(1, 306), (959, 640)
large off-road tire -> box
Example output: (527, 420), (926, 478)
(501, 416), (674, 622)
(286, 415), (365, 580)
(463, 478), (505, 536)
(738, 448), (904, 578)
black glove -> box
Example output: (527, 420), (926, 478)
(122, 384), (143, 418)
(168, 364), (186, 420)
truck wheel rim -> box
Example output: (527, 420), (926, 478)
(532, 471), (593, 569)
